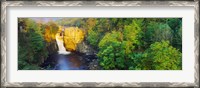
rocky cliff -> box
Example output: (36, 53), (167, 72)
(46, 40), (58, 55)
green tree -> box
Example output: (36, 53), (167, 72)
(127, 52), (144, 70)
(85, 18), (99, 48)
(123, 20), (143, 49)
(86, 29), (99, 48)
(141, 41), (182, 70)
(18, 18), (48, 70)
(98, 31), (124, 69)
(98, 20), (143, 70)
(167, 18), (182, 51)
(144, 22), (173, 48)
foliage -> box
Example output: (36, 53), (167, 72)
(97, 20), (143, 70)
(141, 41), (182, 70)
(18, 18), (50, 70)
(95, 18), (182, 70)
(167, 18), (182, 51)
(86, 18), (133, 48)
(127, 52), (144, 70)
(144, 22), (173, 47)
(63, 27), (85, 51)
(98, 31), (124, 69)
(85, 18), (99, 48)
(44, 21), (59, 42)
(86, 29), (99, 48)
(18, 18), (182, 70)
(123, 20), (143, 49)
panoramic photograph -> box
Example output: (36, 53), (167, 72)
(18, 18), (182, 70)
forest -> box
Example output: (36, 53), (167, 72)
(18, 18), (182, 70)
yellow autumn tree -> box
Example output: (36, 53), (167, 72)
(63, 27), (85, 51)
(44, 22), (59, 42)
(56, 26), (64, 41)
(44, 26), (51, 42)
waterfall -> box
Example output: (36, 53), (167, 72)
(56, 32), (71, 55)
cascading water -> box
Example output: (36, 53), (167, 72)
(54, 32), (71, 70)
(56, 32), (71, 55)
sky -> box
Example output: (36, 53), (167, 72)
(30, 17), (61, 23)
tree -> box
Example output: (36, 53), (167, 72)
(18, 18), (48, 70)
(141, 41), (182, 70)
(98, 20), (143, 70)
(98, 31), (124, 69)
(85, 18), (99, 48)
(86, 18), (137, 50)
(144, 22), (173, 48)
(86, 29), (99, 48)
(44, 21), (59, 42)
(63, 27), (85, 51)
(123, 20), (143, 50)
(167, 18), (182, 51)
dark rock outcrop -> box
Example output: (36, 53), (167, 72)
(76, 41), (97, 55)
(88, 59), (102, 70)
(46, 40), (58, 55)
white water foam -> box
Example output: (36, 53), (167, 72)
(56, 33), (71, 55)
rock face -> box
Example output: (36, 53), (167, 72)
(76, 41), (97, 55)
(46, 40), (58, 55)
(88, 59), (101, 70)
(76, 41), (101, 70)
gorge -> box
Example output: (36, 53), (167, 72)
(40, 26), (97, 70)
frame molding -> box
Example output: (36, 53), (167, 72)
(1, 1), (199, 87)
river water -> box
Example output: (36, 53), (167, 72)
(40, 53), (89, 70)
